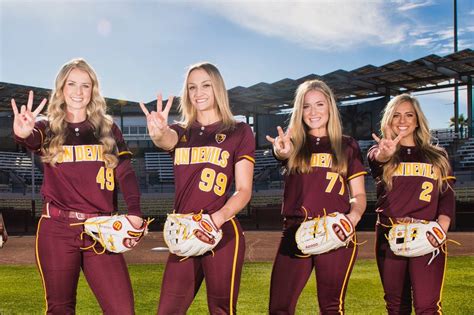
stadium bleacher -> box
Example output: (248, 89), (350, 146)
(0, 151), (43, 192)
(457, 138), (474, 169)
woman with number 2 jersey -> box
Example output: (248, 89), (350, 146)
(267, 80), (367, 314)
(368, 94), (455, 314)
(11, 58), (143, 314)
(140, 62), (255, 314)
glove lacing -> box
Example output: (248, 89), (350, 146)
(169, 210), (218, 262)
(71, 217), (153, 255)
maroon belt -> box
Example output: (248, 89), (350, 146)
(42, 203), (103, 221)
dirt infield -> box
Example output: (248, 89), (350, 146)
(0, 231), (472, 265)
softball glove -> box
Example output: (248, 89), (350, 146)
(295, 212), (354, 255)
(163, 212), (223, 257)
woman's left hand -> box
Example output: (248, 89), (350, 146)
(126, 215), (145, 247)
(346, 212), (361, 228)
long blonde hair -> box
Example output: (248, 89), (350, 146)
(42, 58), (118, 168)
(179, 62), (235, 131)
(287, 80), (347, 176)
(380, 94), (451, 190)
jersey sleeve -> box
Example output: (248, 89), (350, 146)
(169, 123), (186, 150)
(13, 119), (48, 153)
(367, 144), (384, 179)
(112, 123), (133, 160)
(112, 124), (142, 217)
(346, 137), (367, 181)
(437, 174), (456, 220)
(234, 123), (255, 164)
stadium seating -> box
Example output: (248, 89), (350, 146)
(457, 138), (474, 169)
(0, 151), (43, 192)
(144, 152), (174, 182)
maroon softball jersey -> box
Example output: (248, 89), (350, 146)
(368, 145), (455, 221)
(170, 121), (255, 214)
(282, 135), (367, 218)
(15, 119), (141, 216)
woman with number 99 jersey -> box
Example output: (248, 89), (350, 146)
(140, 62), (255, 315)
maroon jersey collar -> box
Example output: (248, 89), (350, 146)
(191, 120), (223, 133)
(308, 134), (329, 145)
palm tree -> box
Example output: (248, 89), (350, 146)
(449, 114), (469, 139)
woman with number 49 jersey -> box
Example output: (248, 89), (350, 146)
(11, 58), (143, 314)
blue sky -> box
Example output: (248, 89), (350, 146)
(1, 0), (473, 129)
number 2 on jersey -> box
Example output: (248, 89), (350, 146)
(96, 166), (115, 191)
(419, 181), (433, 202)
(199, 168), (227, 196)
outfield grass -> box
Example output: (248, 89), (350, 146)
(0, 257), (473, 314)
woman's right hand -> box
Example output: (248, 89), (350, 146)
(371, 128), (402, 162)
(139, 93), (174, 141)
(11, 91), (47, 139)
(266, 126), (293, 159)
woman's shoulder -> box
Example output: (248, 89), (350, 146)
(342, 135), (360, 148)
(426, 143), (449, 158)
(235, 121), (251, 130)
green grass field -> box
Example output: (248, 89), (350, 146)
(1, 257), (473, 314)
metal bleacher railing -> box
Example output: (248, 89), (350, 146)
(0, 151), (43, 190)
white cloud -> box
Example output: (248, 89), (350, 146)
(413, 37), (433, 46)
(434, 29), (454, 41)
(395, 0), (434, 11)
(193, 0), (408, 51)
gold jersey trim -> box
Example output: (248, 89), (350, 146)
(118, 150), (133, 156)
(239, 155), (255, 164)
(347, 171), (367, 181)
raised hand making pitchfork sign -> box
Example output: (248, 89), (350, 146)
(11, 90), (48, 138)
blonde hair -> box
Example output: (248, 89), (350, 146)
(179, 62), (235, 131)
(42, 58), (119, 168)
(287, 80), (347, 176)
(379, 93), (451, 190)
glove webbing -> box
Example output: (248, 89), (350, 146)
(71, 218), (114, 254)
(301, 206), (329, 241)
